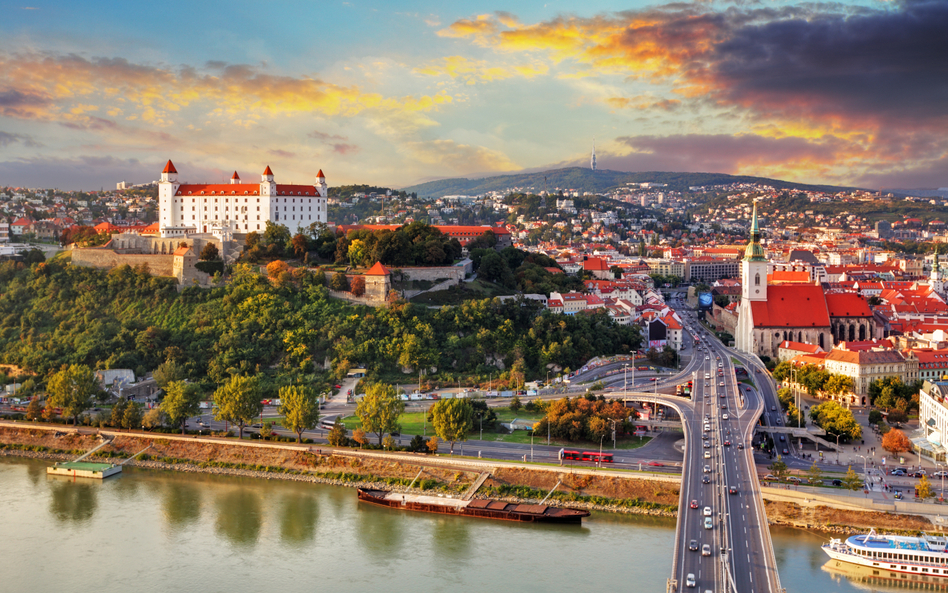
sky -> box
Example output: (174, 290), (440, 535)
(0, 0), (945, 191)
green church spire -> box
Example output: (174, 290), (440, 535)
(743, 200), (766, 262)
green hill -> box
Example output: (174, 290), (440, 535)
(401, 167), (859, 198)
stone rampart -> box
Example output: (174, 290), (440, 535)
(71, 249), (175, 277)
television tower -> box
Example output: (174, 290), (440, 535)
(590, 138), (597, 171)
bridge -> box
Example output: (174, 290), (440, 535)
(608, 323), (784, 592)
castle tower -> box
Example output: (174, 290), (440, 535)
(260, 165), (276, 197)
(590, 138), (597, 171)
(230, 171), (240, 185)
(158, 160), (180, 232)
(315, 169), (328, 197)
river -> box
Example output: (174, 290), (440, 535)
(0, 457), (923, 592)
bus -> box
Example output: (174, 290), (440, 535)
(318, 417), (339, 430)
(561, 450), (613, 463)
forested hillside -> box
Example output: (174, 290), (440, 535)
(0, 258), (640, 391)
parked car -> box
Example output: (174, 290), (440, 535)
(786, 476), (802, 483)
(831, 479), (843, 486)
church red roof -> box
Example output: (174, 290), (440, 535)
(162, 160), (177, 174)
(750, 284), (830, 328)
(365, 261), (391, 276)
(825, 292), (873, 318)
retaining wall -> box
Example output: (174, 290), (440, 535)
(71, 249), (175, 277)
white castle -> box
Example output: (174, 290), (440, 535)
(158, 160), (328, 238)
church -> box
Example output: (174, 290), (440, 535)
(158, 160), (328, 238)
(735, 202), (881, 358)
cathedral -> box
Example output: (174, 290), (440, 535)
(734, 202), (880, 358)
(158, 160), (328, 238)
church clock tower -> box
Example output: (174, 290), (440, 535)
(741, 200), (768, 302)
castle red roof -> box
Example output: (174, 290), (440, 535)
(750, 284), (830, 328)
(162, 160), (177, 174)
(365, 261), (391, 276)
(174, 183), (320, 196)
(316, 169), (325, 178)
(263, 165), (274, 176)
(231, 171), (240, 180)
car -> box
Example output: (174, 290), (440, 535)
(718, 382), (724, 387)
(912, 471), (926, 478)
(720, 404), (727, 409)
(728, 486), (738, 495)
(782, 448), (789, 455)
(702, 475), (711, 484)
(704, 451), (711, 459)
(705, 412), (711, 419)
(704, 517), (713, 529)
(722, 413), (729, 420)
(703, 506), (712, 516)
(779, 435), (786, 442)
(704, 464), (711, 473)
(701, 544), (711, 557)
(776, 418), (782, 425)
(737, 443), (744, 450)
(705, 356), (710, 360)
(764, 474), (776, 481)
(686, 574), (696, 588)
(723, 440), (731, 446)
(689, 539), (699, 551)
(647, 461), (663, 467)
(831, 479), (843, 486)
(771, 405), (777, 411)
(933, 471), (948, 478)
(650, 377), (658, 382)
(690, 500), (699, 509)
(703, 441), (710, 448)
(334, 384), (341, 389)
(786, 476), (802, 483)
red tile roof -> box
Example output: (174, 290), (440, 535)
(750, 284), (830, 328)
(825, 292), (873, 318)
(162, 160), (177, 174)
(778, 340), (823, 354)
(768, 271), (810, 283)
(583, 257), (609, 271)
(316, 169), (325, 178)
(365, 261), (391, 276)
(174, 183), (320, 196)
(263, 165), (274, 176)
(231, 171), (240, 180)
(173, 246), (191, 256)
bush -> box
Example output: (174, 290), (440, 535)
(195, 260), (224, 276)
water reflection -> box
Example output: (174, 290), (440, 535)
(356, 504), (405, 558)
(279, 493), (318, 546)
(215, 489), (262, 547)
(47, 476), (98, 524)
(162, 480), (202, 529)
(25, 461), (44, 487)
(431, 516), (471, 559)
(111, 474), (141, 501)
(822, 559), (948, 591)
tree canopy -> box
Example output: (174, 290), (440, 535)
(354, 383), (404, 445)
(214, 375), (263, 439)
(278, 384), (320, 443)
(809, 401), (862, 442)
(428, 397), (474, 453)
(161, 380), (202, 434)
(46, 364), (97, 425)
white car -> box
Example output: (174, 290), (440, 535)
(704, 517), (713, 529)
(702, 544), (711, 557)
(703, 506), (712, 516)
(722, 413), (729, 420)
(704, 464), (711, 473)
(686, 574), (696, 588)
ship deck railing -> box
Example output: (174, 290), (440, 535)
(828, 543), (948, 570)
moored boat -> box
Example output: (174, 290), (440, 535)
(823, 529), (948, 578)
(357, 488), (590, 524)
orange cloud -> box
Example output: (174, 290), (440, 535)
(401, 139), (518, 174)
(414, 55), (548, 84)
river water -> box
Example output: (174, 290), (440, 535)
(0, 457), (921, 593)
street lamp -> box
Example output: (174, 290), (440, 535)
(937, 462), (946, 502)
(836, 434), (841, 465)
(624, 364), (629, 394)
(599, 433), (605, 468)
(857, 454), (869, 496)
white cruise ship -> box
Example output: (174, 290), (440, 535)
(823, 529), (948, 577)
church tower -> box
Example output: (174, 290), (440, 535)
(736, 200), (767, 354)
(932, 247), (945, 295)
(741, 200), (768, 302)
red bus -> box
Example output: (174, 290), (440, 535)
(562, 450), (614, 463)
(581, 451), (613, 463)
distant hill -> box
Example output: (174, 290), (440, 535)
(401, 167), (861, 198)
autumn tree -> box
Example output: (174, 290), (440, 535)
(327, 417), (349, 446)
(809, 401), (862, 442)
(161, 380), (202, 434)
(330, 271), (349, 291)
(918, 475), (935, 499)
(46, 364), (97, 425)
(214, 374), (263, 439)
(291, 233), (309, 259)
(25, 396), (43, 421)
(806, 461), (824, 485)
(267, 260), (290, 280)
(882, 429), (912, 454)
(278, 384), (320, 443)
(350, 276), (366, 297)
(429, 397), (474, 454)
(768, 457), (789, 480)
(199, 242), (220, 261)
(842, 465), (863, 491)
(355, 383), (404, 445)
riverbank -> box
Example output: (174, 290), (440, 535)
(0, 422), (938, 533)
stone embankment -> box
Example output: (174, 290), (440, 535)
(0, 422), (939, 533)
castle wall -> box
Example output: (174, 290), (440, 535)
(71, 249), (175, 277)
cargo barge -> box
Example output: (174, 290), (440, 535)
(357, 488), (590, 524)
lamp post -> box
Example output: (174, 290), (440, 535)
(610, 418), (618, 450)
(836, 434), (841, 465)
(624, 364), (629, 394)
(857, 454), (869, 496)
(477, 412), (483, 441)
(937, 462), (946, 502)
(599, 433), (605, 468)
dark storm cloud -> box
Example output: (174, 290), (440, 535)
(705, 0), (948, 126)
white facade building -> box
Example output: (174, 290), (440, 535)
(158, 160), (328, 237)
